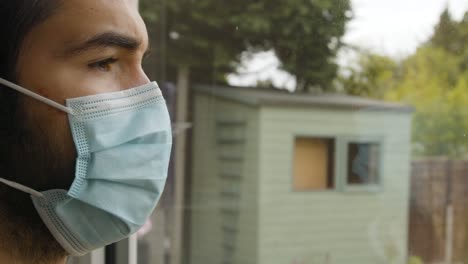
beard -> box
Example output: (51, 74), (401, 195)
(0, 95), (76, 261)
(2, 100), (76, 197)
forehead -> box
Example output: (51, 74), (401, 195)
(25, 0), (146, 51)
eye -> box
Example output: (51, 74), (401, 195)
(88, 58), (118, 72)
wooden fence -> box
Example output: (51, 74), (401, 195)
(409, 158), (468, 264)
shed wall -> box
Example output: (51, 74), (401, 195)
(257, 106), (412, 264)
(189, 94), (260, 264)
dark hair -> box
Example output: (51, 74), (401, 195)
(0, 0), (61, 135)
(0, 0), (67, 262)
(0, 1), (61, 79)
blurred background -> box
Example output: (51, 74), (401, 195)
(70, 0), (468, 263)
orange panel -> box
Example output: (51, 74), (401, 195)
(293, 138), (330, 191)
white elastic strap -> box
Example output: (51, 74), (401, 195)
(0, 78), (74, 115)
(0, 178), (44, 198)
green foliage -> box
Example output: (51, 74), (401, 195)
(339, 9), (468, 158)
(140, 0), (246, 84)
(429, 8), (468, 72)
(389, 9), (468, 158)
(339, 53), (397, 98)
(430, 9), (462, 54)
(386, 47), (468, 158)
(139, 0), (351, 91)
(407, 256), (423, 264)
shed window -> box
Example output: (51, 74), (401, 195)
(347, 142), (380, 185)
(293, 137), (335, 191)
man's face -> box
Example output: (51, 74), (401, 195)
(12, 0), (150, 189)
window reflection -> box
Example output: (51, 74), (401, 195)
(68, 1), (468, 264)
(348, 142), (380, 185)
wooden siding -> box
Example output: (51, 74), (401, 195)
(257, 106), (412, 264)
(189, 94), (260, 264)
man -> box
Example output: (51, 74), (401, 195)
(0, 1), (171, 263)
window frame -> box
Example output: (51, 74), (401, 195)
(340, 135), (385, 193)
(290, 134), (384, 193)
(291, 134), (340, 193)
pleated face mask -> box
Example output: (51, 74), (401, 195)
(0, 78), (172, 256)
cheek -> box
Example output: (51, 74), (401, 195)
(20, 64), (113, 103)
(19, 97), (77, 158)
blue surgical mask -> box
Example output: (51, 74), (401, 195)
(0, 78), (172, 256)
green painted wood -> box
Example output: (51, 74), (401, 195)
(257, 106), (412, 264)
(189, 95), (261, 264)
(189, 93), (412, 264)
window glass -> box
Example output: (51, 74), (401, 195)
(347, 142), (380, 185)
(67, 1), (468, 264)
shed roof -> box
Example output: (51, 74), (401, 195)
(194, 85), (414, 113)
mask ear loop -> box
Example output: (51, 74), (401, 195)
(0, 78), (74, 115)
(0, 178), (44, 198)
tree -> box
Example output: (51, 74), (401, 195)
(385, 47), (468, 158)
(430, 8), (461, 55)
(244, 0), (351, 91)
(429, 9), (468, 72)
(338, 53), (397, 98)
(140, 0), (245, 84)
(139, 0), (351, 92)
(338, 8), (468, 158)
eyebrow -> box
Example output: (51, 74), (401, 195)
(61, 31), (146, 57)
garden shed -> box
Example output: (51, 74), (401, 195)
(187, 85), (413, 264)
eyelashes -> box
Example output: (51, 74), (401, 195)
(87, 51), (150, 72)
(88, 57), (118, 72)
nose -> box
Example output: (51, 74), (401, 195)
(121, 66), (150, 90)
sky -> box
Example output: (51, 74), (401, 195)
(344, 0), (467, 57)
(227, 0), (468, 90)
